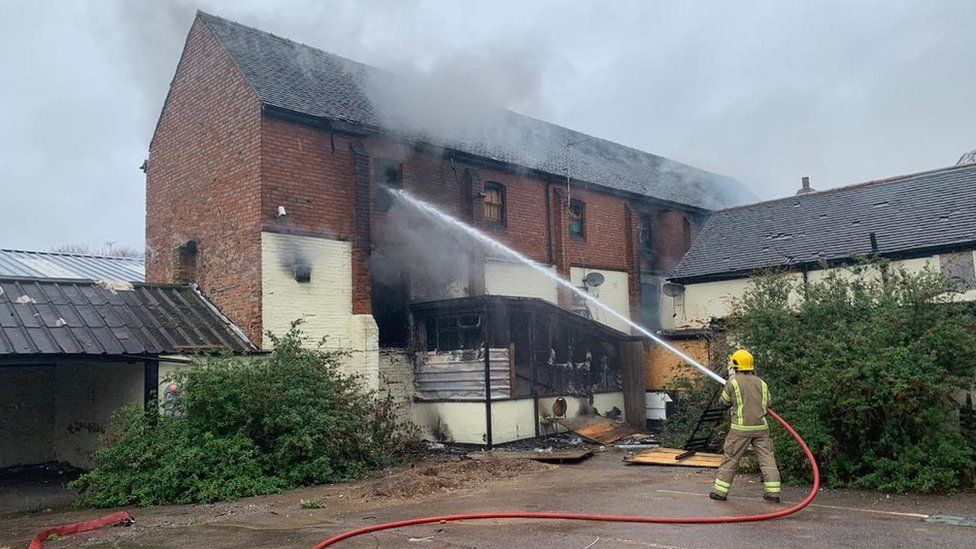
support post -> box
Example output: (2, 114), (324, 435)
(144, 359), (159, 411)
(483, 297), (493, 449)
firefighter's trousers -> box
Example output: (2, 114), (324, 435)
(713, 428), (780, 497)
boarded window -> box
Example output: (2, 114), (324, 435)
(940, 251), (976, 292)
(569, 199), (586, 240)
(374, 159), (401, 212)
(483, 182), (506, 226)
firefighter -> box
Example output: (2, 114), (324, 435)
(709, 349), (781, 503)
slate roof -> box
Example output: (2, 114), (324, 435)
(0, 249), (144, 282)
(670, 164), (976, 282)
(0, 278), (254, 356)
(194, 12), (752, 211)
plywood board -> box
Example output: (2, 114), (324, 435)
(467, 449), (593, 463)
(623, 447), (723, 468)
(555, 414), (639, 444)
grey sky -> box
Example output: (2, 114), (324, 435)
(2, 0), (975, 252)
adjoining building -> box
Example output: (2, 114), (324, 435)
(647, 163), (976, 392)
(0, 249), (145, 282)
(0, 252), (253, 468)
(145, 12), (751, 443)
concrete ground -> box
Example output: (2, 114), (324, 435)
(1, 450), (974, 548)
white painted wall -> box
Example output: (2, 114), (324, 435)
(484, 259), (559, 304)
(0, 361), (146, 469)
(671, 252), (976, 329)
(570, 267), (631, 333)
(54, 362), (143, 468)
(411, 391), (626, 444)
(569, 267), (631, 334)
(261, 232), (379, 390)
(379, 349), (414, 423)
(262, 232), (354, 348)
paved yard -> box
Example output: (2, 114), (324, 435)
(2, 451), (973, 548)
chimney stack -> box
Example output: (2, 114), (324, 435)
(796, 176), (816, 195)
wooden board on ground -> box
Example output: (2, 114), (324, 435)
(623, 447), (723, 468)
(466, 449), (593, 463)
(554, 414), (639, 445)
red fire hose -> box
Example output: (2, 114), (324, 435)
(29, 510), (132, 549)
(314, 409), (819, 548)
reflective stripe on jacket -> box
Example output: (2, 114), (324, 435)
(719, 373), (770, 431)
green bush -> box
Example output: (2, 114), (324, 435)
(70, 322), (418, 507)
(727, 261), (976, 493)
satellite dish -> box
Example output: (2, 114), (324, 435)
(662, 282), (685, 297)
(582, 272), (605, 288)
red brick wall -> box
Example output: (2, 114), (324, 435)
(145, 18), (264, 344)
(260, 117), (358, 239)
(564, 186), (632, 271)
(147, 18), (704, 341)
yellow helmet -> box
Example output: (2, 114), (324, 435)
(730, 349), (755, 371)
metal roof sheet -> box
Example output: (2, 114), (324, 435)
(0, 249), (144, 282)
(195, 11), (753, 211)
(670, 164), (976, 281)
(0, 277), (254, 356)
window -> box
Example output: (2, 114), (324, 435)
(941, 251), (976, 292)
(374, 159), (401, 212)
(483, 182), (506, 226)
(569, 199), (586, 240)
(426, 314), (483, 351)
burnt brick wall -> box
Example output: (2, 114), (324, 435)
(145, 18), (264, 344)
(640, 206), (704, 274)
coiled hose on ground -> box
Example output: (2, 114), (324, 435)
(313, 408), (820, 548)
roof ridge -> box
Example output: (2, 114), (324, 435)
(711, 163), (976, 214)
(195, 11), (735, 186)
(0, 248), (144, 261)
(197, 10), (379, 76)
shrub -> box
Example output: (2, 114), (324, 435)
(727, 261), (976, 493)
(70, 322), (418, 507)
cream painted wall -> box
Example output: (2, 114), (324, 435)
(411, 392), (625, 444)
(672, 252), (976, 329)
(261, 232), (379, 390)
(666, 277), (757, 330)
(54, 362), (143, 468)
(489, 399), (538, 443)
(570, 267), (631, 333)
(412, 401), (488, 444)
(262, 232), (354, 348)
(484, 259), (559, 304)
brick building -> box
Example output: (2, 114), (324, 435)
(146, 12), (749, 442)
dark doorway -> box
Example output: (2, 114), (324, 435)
(371, 253), (410, 347)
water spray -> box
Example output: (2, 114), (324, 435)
(314, 189), (820, 547)
(390, 188), (726, 384)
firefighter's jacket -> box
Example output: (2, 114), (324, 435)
(719, 373), (771, 431)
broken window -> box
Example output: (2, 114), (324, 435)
(940, 251), (976, 292)
(483, 182), (506, 226)
(374, 159), (401, 212)
(569, 199), (586, 240)
(426, 314), (483, 351)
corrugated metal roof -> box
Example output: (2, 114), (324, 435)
(670, 164), (976, 282)
(0, 249), (145, 282)
(0, 277), (254, 356)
